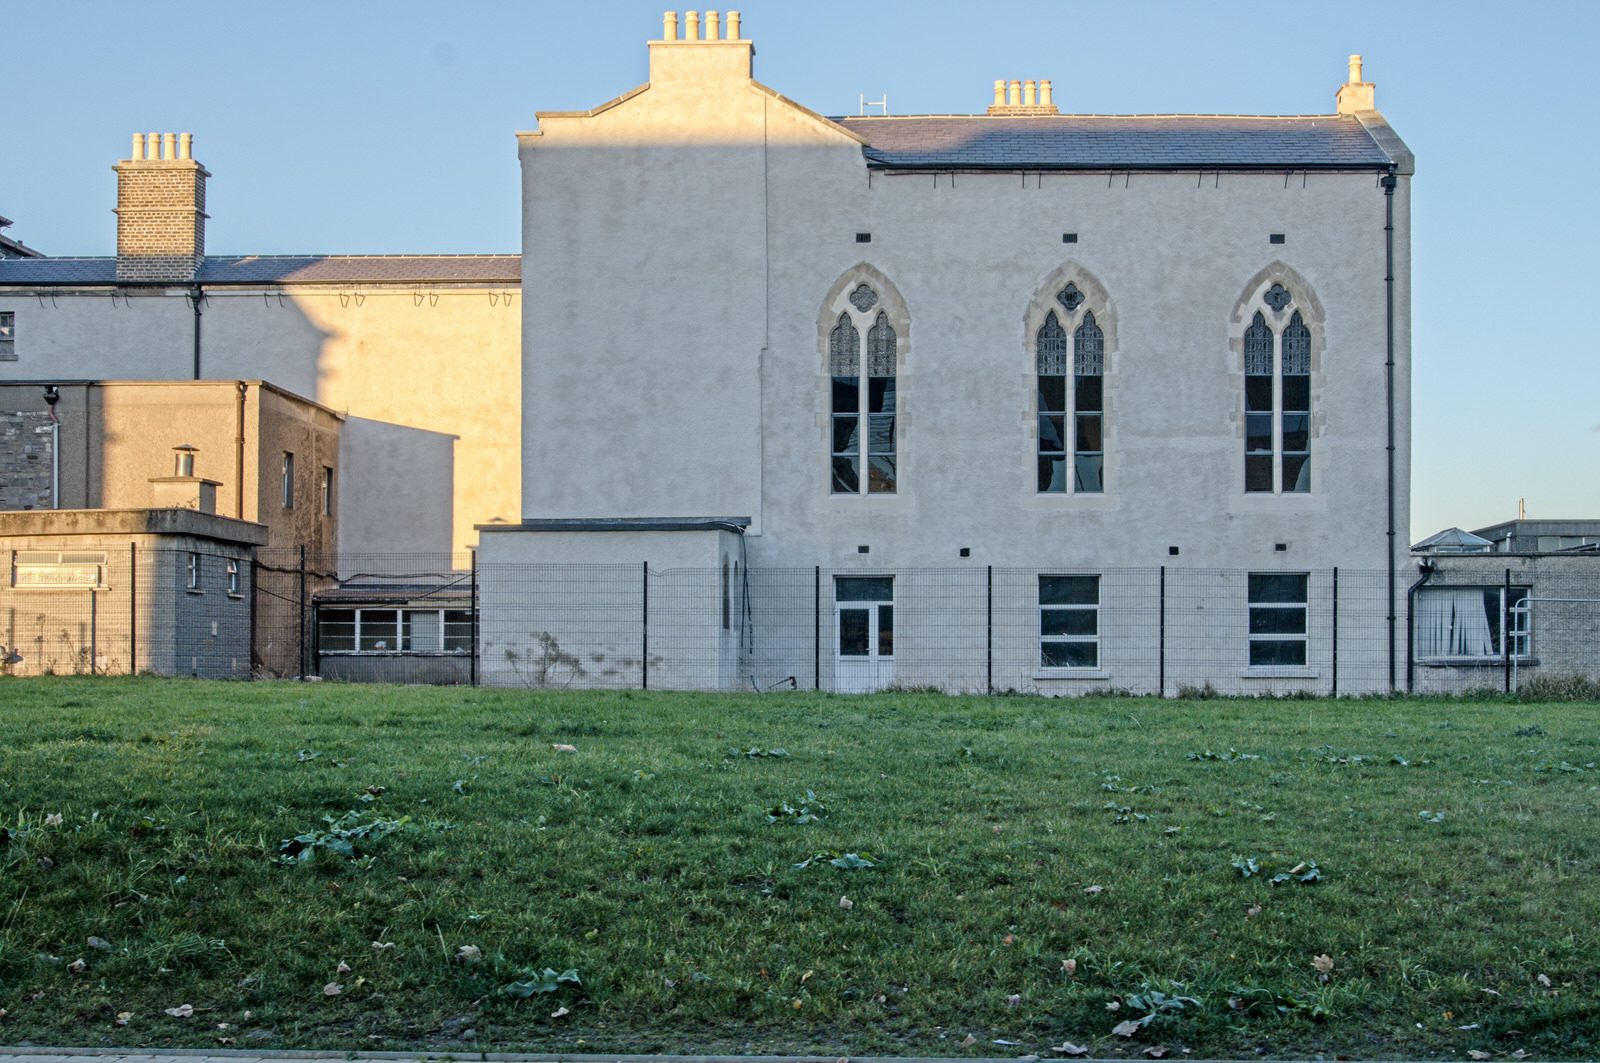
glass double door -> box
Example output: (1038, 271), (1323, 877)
(835, 576), (894, 693)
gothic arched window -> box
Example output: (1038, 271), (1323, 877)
(828, 285), (899, 494)
(1243, 294), (1313, 494)
(1036, 286), (1109, 494)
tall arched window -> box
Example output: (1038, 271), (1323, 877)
(1035, 281), (1108, 494)
(1242, 284), (1313, 494)
(828, 282), (900, 494)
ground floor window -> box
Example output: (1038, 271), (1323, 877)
(1040, 574), (1099, 668)
(1247, 573), (1307, 666)
(319, 606), (473, 654)
(1415, 586), (1530, 659)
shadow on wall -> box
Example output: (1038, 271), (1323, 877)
(338, 416), (456, 554)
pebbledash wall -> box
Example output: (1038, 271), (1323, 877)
(486, 13), (1415, 693)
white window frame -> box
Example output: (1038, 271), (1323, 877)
(1247, 572), (1308, 667)
(0, 310), (15, 360)
(226, 559), (240, 596)
(186, 552), (201, 591)
(1039, 573), (1100, 669)
(281, 452), (295, 509)
(318, 606), (474, 655)
(321, 465), (334, 516)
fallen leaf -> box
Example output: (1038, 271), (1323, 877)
(1106, 1000), (1122, 1011)
(1052, 1042), (1090, 1058)
(1007, 993), (1022, 1007)
(1003, 933), (1017, 945)
(336, 961), (352, 975)
(1083, 885), (1104, 895)
(87, 936), (112, 951)
(114, 1012), (132, 1026)
(68, 958), (87, 973)
(372, 941), (395, 951)
(792, 998), (803, 1009)
(1312, 953), (1335, 975)
(552, 743), (578, 753)
(961, 1034), (977, 1046)
(801, 968), (815, 984)
(164, 1004), (194, 1018)
(839, 896), (854, 910)
(1512, 1051), (1529, 1060)
(243, 1010), (253, 1020)
(1245, 904), (1262, 919)
(323, 983), (342, 996)
(217, 1023), (230, 1030)
(455, 944), (482, 965)
(1144, 1046), (1170, 1058)
(1113, 1019), (1143, 1037)
(1468, 1052), (1491, 1061)
(1228, 996), (1244, 1011)
(365, 785), (386, 796)
(1061, 958), (1078, 978)
(44, 812), (64, 828)
(550, 1006), (570, 1019)
(216, 1037), (235, 1046)
(993, 1039), (1021, 1047)
(992, 824), (1005, 833)
(1536, 973), (1551, 988)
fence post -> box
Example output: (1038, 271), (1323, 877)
(89, 588), (97, 676)
(298, 544), (307, 679)
(249, 556), (259, 679)
(641, 560), (649, 690)
(1158, 565), (1166, 697)
(129, 542), (137, 675)
(1503, 567), (1512, 694)
(814, 565), (821, 691)
(1331, 566), (1339, 697)
(986, 566), (993, 695)
(470, 549), (479, 687)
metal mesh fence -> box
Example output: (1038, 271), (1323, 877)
(4, 550), (1596, 695)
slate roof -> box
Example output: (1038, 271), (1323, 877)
(0, 255), (521, 286)
(832, 114), (1396, 171)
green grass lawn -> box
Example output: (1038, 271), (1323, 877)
(1, 678), (1597, 1059)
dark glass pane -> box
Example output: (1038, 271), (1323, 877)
(832, 416), (859, 454)
(1246, 413), (1273, 453)
(402, 609), (442, 652)
(878, 604), (894, 657)
(868, 377), (896, 414)
(1245, 455), (1273, 492)
(1038, 375), (1066, 413)
(1038, 415), (1066, 453)
(1250, 606), (1306, 635)
(868, 413), (895, 454)
(1075, 376), (1102, 412)
(1282, 376), (1309, 411)
(1040, 574), (1098, 606)
(836, 576), (893, 602)
(1248, 573), (1307, 603)
(868, 454), (896, 493)
(1282, 453), (1310, 493)
(1038, 456), (1065, 493)
(838, 609), (869, 656)
(1281, 414), (1309, 452)
(1245, 376), (1273, 411)
(1075, 414), (1102, 451)
(831, 376), (859, 410)
(1042, 609), (1097, 637)
(1074, 453), (1103, 493)
(1250, 639), (1307, 667)
(319, 609), (356, 653)
(1042, 640), (1098, 668)
(358, 611), (398, 652)
(832, 456), (859, 493)
(443, 611), (474, 652)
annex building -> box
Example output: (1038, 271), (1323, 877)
(2, 13), (1438, 693)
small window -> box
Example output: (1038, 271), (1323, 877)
(226, 559), (240, 595)
(318, 606), (474, 655)
(1247, 573), (1307, 666)
(1415, 586), (1530, 659)
(282, 452), (295, 509)
(187, 552), (201, 590)
(0, 310), (14, 360)
(318, 608), (357, 652)
(321, 466), (334, 516)
(1040, 574), (1099, 668)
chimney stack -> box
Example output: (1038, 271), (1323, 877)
(1335, 54), (1376, 115)
(987, 78), (1060, 116)
(114, 131), (209, 283)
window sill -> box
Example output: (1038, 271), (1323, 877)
(1417, 657), (1538, 668)
(1034, 670), (1110, 681)
(1240, 667), (1318, 679)
(227, 593), (245, 600)
(186, 588), (204, 596)
(320, 651), (473, 658)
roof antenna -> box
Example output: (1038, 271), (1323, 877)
(859, 93), (888, 116)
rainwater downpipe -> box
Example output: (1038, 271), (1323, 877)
(43, 385), (60, 509)
(191, 282), (204, 379)
(1382, 166), (1398, 690)
(235, 381), (247, 519)
(1404, 558), (1432, 693)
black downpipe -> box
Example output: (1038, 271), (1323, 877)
(190, 283), (204, 379)
(235, 382), (247, 519)
(1503, 568), (1512, 694)
(1381, 168), (1399, 690)
(1405, 561), (1433, 693)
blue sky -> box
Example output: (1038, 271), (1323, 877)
(5, 1), (1596, 540)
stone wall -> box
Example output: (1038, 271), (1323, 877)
(0, 408), (52, 509)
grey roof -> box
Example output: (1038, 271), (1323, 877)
(480, 517), (751, 533)
(832, 114), (1396, 171)
(0, 254), (520, 286)
(1412, 527), (1494, 553)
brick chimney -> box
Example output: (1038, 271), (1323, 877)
(114, 132), (209, 282)
(986, 79), (1059, 116)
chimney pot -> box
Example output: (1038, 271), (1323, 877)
(1348, 54), (1363, 84)
(174, 443), (198, 478)
(726, 10), (739, 38)
(706, 9), (719, 38)
(162, 132), (176, 160)
(146, 131), (159, 159)
(1023, 79), (1037, 106)
(993, 80), (1005, 107)
(1008, 80), (1021, 106)
(685, 10), (699, 39)
(1041, 80), (1054, 107)
(179, 132), (192, 159)
(131, 133), (145, 160)
(663, 10), (678, 39)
